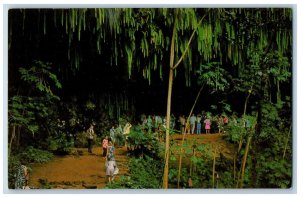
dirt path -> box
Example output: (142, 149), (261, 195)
(172, 133), (236, 159)
(28, 133), (235, 189)
(28, 146), (129, 189)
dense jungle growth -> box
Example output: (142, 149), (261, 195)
(7, 8), (292, 189)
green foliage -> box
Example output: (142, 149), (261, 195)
(256, 157), (291, 188)
(9, 60), (61, 137)
(196, 62), (230, 92)
(74, 132), (88, 148)
(126, 125), (160, 157)
(18, 146), (53, 163)
(249, 100), (292, 188)
(8, 156), (22, 189)
(107, 156), (163, 189)
(85, 100), (96, 110)
(9, 96), (39, 134)
(19, 60), (61, 98)
(46, 134), (74, 154)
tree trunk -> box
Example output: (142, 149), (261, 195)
(238, 113), (258, 188)
(177, 147), (184, 188)
(16, 126), (21, 149)
(163, 10), (209, 189)
(212, 146), (217, 188)
(277, 80), (281, 102)
(9, 125), (16, 157)
(238, 86), (253, 154)
(190, 147), (195, 176)
(163, 68), (174, 189)
(162, 17), (176, 187)
(176, 85), (203, 188)
(238, 135), (252, 188)
(233, 153), (236, 182)
(283, 125), (292, 160)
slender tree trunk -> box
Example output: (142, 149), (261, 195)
(190, 147), (195, 176)
(177, 147), (184, 188)
(238, 135), (252, 188)
(233, 153), (236, 182)
(16, 126), (21, 149)
(283, 125), (292, 160)
(163, 18), (177, 188)
(177, 85), (204, 188)
(277, 80), (281, 102)
(238, 86), (253, 153)
(163, 10), (209, 189)
(9, 125), (16, 157)
(212, 146), (217, 188)
(238, 113), (258, 188)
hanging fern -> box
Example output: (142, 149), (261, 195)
(10, 8), (292, 87)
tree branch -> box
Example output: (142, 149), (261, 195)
(172, 9), (211, 70)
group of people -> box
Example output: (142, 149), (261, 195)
(138, 112), (230, 135)
(102, 136), (118, 184)
(86, 124), (119, 184)
(178, 113), (229, 134)
(109, 122), (132, 148)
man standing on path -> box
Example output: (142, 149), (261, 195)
(110, 125), (116, 143)
(190, 114), (197, 134)
(87, 124), (95, 154)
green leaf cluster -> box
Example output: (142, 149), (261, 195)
(107, 156), (163, 189)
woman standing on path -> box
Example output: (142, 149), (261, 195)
(204, 116), (211, 134)
(102, 136), (109, 158)
(105, 141), (118, 183)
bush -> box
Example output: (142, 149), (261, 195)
(74, 132), (88, 148)
(18, 146), (53, 163)
(107, 156), (163, 189)
(126, 125), (160, 157)
(8, 156), (22, 189)
(46, 133), (74, 154)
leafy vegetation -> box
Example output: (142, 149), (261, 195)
(8, 147), (53, 189)
(107, 156), (164, 189)
(7, 8), (292, 189)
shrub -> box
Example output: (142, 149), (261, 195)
(107, 156), (163, 189)
(18, 146), (53, 163)
(8, 156), (22, 189)
(46, 133), (74, 154)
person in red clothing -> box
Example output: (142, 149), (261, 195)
(204, 117), (211, 134)
(223, 115), (229, 126)
(223, 115), (229, 133)
(102, 136), (109, 158)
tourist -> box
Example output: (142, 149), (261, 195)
(123, 122), (132, 147)
(115, 124), (124, 147)
(171, 114), (176, 131)
(217, 114), (224, 134)
(105, 141), (118, 183)
(147, 115), (152, 132)
(102, 136), (109, 158)
(86, 124), (95, 154)
(179, 115), (186, 134)
(186, 117), (191, 134)
(190, 113), (197, 134)
(204, 116), (211, 134)
(109, 125), (116, 143)
(14, 164), (30, 189)
(196, 114), (202, 134)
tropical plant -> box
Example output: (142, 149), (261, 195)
(8, 60), (62, 156)
(8, 8), (292, 188)
(106, 156), (164, 189)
